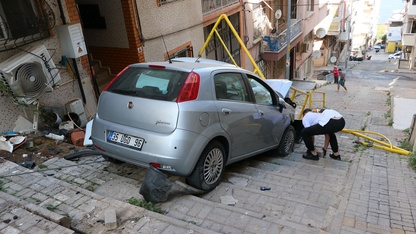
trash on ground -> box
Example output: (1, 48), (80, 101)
(0, 135), (27, 153)
(220, 195), (238, 205)
(45, 133), (65, 141)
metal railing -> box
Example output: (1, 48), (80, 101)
(0, 0), (53, 52)
(290, 88), (326, 120)
(202, 0), (240, 15)
(262, 19), (303, 53)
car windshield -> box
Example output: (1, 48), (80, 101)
(106, 67), (189, 101)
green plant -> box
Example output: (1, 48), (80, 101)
(388, 119), (394, 126)
(85, 184), (95, 191)
(0, 180), (6, 192)
(398, 139), (413, 152)
(352, 142), (368, 153)
(386, 95), (391, 106)
(127, 197), (163, 214)
(384, 110), (391, 119)
(360, 125), (367, 131)
(403, 128), (411, 135)
(45, 204), (58, 211)
(0, 80), (16, 99)
(180, 219), (197, 225)
(366, 111), (371, 116)
(408, 153), (416, 171)
(38, 164), (48, 169)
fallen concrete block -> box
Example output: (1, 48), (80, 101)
(105, 208), (117, 230)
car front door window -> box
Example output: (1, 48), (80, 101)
(249, 79), (273, 105)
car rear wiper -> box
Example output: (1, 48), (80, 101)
(111, 89), (141, 96)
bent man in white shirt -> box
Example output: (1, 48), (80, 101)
(301, 108), (345, 160)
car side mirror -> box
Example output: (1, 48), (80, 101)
(278, 98), (286, 112)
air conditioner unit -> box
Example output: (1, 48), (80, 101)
(0, 45), (61, 104)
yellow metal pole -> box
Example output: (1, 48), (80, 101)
(341, 128), (411, 155)
(213, 29), (239, 66)
(198, 14), (266, 79)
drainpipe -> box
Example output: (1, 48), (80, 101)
(285, 0), (291, 80)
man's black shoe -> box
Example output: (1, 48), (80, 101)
(302, 152), (319, 160)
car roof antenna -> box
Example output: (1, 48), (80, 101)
(161, 34), (172, 64)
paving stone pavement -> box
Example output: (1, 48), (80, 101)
(0, 56), (416, 233)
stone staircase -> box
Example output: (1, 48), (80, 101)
(91, 58), (114, 93)
(0, 140), (352, 233)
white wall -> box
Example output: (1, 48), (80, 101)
(136, 0), (205, 62)
(77, 0), (129, 48)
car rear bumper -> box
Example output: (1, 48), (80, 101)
(91, 117), (208, 176)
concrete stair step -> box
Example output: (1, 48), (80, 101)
(161, 193), (326, 233)
(0, 191), (74, 233)
(227, 153), (349, 190)
(0, 159), (215, 233)
(91, 58), (114, 93)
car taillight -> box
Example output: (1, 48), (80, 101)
(176, 71), (200, 103)
(103, 65), (130, 91)
(150, 163), (174, 170)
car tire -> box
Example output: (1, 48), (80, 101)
(186, 141), (225, 191)
(102, 155), (124, 164)
(276, 125), (295, 156)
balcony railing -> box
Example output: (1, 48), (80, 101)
(202, 0), (240, 15)
(402, 33), (416, 47)
(262, 19), (303, 53)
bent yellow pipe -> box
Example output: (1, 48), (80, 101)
(341, 128), (411, 155)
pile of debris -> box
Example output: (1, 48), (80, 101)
(0, 99), (93, 167)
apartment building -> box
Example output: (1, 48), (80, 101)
(348, 0), (380, 58)
(402, 0), (416, 69)
(257, 0), (328, 79)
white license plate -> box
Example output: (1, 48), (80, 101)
(107, 131), (144, 150)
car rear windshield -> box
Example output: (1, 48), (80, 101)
(106, 67), (189, 101)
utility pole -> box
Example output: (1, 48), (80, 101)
(285, 0), (291, 80)
(345, 0), (353, 69)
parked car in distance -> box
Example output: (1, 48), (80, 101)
(388, 51), (402, 59)
(373, 45), (381, 52)
(91, 58), (296, 191)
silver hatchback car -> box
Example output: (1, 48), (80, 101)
(91, 58), (296, 191)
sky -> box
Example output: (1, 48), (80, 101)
(378, 0), (406, 24)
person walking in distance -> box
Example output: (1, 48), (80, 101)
(337, 68), (348, 92)
(301, 108), (346, 161)
(332, 66), (339, 84)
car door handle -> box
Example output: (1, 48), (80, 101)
(222, 108), (232, 115)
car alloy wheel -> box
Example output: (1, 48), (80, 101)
(277, 125), (296, 156)
(203, 147), (224, 184)
(186, 141), (225, 191)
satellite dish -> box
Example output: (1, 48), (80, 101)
(330, 56), (337, 63)
(275, 9), (282, 19)
(315, 28), (326, 38)
(312, 50), (321, 59)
